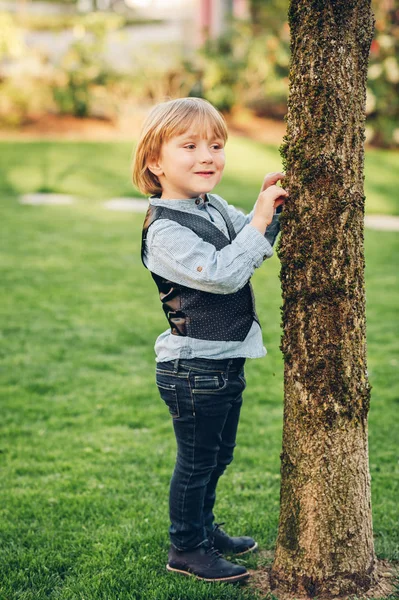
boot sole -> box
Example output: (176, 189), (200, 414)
(166, 564), (250, 583)
(233, 541), (258, 557)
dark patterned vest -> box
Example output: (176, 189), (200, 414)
(141, 196), (260, 342)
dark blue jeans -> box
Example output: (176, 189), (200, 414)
(155, 356), (246, 551)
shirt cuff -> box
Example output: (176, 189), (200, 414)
(235, 224), (274, 267)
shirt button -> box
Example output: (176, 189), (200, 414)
(263, 255), (268, 260)
(195, 198), (201, 205)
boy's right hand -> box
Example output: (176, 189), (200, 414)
(250, 185), (288, 235)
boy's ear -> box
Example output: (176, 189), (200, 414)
(147, 158), (163, 177)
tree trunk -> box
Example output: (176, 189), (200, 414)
(271, 1), (376, 596)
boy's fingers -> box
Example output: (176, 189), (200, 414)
(261, 172), (286, 191)
(259, 186), (287, 200)
(273, 185), (288, 196)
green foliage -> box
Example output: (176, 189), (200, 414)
(192, 21), (290, 115)
(198, 31), (246, 112)
(366, 12), (399, 147)
(0, 12), (125, 123)
(1, 5), (397, 146)
(0, 11), (193, 122)
(0, 12), (24, 60)
(0, 15), (54, 126)
(0, 78), (53, 126)
(249, 0), (289, 33)
(128, 52), (198, 107)
(193, 5), (398, 146)
(51, 13), (124, 118)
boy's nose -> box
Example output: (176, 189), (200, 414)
(199, 152), (213, 163)
(197, 142), (214, 163)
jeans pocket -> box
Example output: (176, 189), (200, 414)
(190, 372), (227, 394)
(156, 380), (179, 418)
(238, 368), (246, 390)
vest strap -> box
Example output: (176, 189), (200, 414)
(206, 195), (237, 242)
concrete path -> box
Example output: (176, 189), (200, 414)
(17, 195), (399, 232)
(19, 193), (75, 205)
(103, 198), (148, 212)
(364, 215), (399, 232)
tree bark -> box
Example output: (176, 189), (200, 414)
(271, 1), (376, 596)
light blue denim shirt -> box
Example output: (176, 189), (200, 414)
(142, 193), (281, 362)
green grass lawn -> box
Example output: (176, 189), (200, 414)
(0, 141), (398, 600)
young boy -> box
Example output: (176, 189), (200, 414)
(133, 97), (287, 583)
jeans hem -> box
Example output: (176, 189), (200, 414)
(170, 538), (208, 552)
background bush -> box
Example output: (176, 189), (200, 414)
(366, 8), (399, 147)
(0, 2), (397, 147)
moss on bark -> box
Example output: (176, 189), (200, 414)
(271, 0), (376, 595)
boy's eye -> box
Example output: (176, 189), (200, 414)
(185, 144), (196, 149)
(211, 144), (223, 150)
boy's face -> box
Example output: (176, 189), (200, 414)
(148, 127), (226, 200)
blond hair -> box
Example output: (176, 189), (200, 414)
(132, 97), (228, 196)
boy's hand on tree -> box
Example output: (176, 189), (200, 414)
(251, 185), (288, 235)
(261, 172), (285, 192)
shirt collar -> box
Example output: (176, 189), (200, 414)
(149, 194), (210, 208)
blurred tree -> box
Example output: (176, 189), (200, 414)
(271, 0), (376, 597)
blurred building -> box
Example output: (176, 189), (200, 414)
(197, 0), (249, 41)
(125, 0), (249, 45)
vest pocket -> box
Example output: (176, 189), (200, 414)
(156, 381), (179, 418)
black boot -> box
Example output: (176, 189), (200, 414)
(167, 540), (250, 583)
(209, 522), (258, 556)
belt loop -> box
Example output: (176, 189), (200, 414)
(173, 358), (179, 374)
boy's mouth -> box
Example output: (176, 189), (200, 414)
(195, 171), (215, 177)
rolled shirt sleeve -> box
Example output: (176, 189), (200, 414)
(212, 194), (281, 246)
(144, 219), (273, 295)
